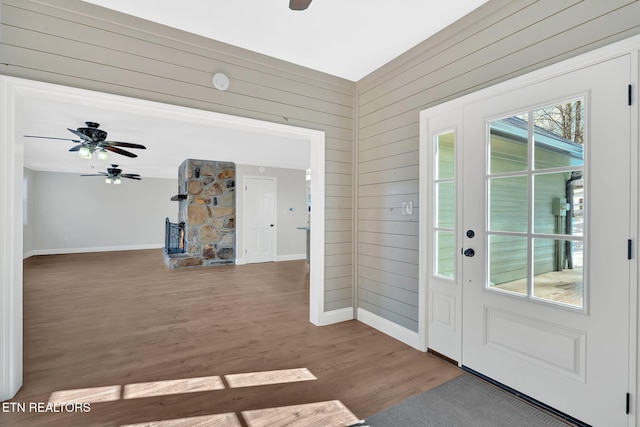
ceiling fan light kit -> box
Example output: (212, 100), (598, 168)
(24, 122), (147, 184)
(78, 146), (92, 159)
(25, 121), (146, 160)
(83, 164), (141, 185)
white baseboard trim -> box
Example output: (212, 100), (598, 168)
(23, 244), (163, 259)
(276, 253), (306, 262)
(321, 307), (354, 325)
(23, 250), (38, 259)
(235, 254), (306, 265)
(357, 308), (424, 351)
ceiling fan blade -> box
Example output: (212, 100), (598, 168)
(80, 173), (108, 177)
(121, 173), (141, 178)
(106, 146), (137, 158)
(123, 175), (142, 180)
(289, 0), (312, 10)
(67, 128), (93, 142)
(23, 135), (79, 142)
(68, 144), (84, 152)
(102, 141), (146, 150)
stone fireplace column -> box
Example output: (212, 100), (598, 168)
(164, 159), (236, 268)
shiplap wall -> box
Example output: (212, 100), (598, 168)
(0, 0), (355, 312)
(356, 0), (640, 332)
(4, 0), (640, 329)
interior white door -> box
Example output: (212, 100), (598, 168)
(244, 177), (276, 264)
(461, 55), (632, 426)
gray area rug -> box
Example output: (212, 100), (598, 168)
(357, 374), (571, 427)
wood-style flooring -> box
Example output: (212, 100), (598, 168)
(2, 249), (462, 426)
(494, 269), (583, 307)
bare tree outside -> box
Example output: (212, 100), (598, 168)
(530, 99), (586, 273)
(533, 100), (584, 144)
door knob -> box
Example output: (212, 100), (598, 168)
(463, 248), (475, 257)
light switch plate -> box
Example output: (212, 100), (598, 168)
(402, 201), (413, 215)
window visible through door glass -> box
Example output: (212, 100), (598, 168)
(485, 98), (585, 308)
(434, 131), (455, 279)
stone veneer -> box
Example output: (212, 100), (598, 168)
(163, 159), (236, 269)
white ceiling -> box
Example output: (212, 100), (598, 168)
(82, 0), (488, 81)
(20, 1), (488, 179)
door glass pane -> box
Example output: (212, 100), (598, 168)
(434, 131), (455, 280)
(436, 231), (455, 279)
(533, 238), (583, 307)
(489, 114), (528, 174)
(488, 235), (527, 296)
(437, 182), (454, 228)
(489, 176), (528, 232)
(533, 171), (584, 235)
(436, 132), (455, 180)
(533, 98), (584, 170)
(485, 97), (586, 309)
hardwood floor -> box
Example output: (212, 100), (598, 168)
(3, 249), (462, 426)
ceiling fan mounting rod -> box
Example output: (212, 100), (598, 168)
(289, 0), (312, 10)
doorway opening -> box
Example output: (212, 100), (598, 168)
(0, 76), (327, 400)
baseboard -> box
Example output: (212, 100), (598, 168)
(321, 307), (354, 325)
(23, 250), (38, 259)
(357, 308), (423, 351)
(276, 253), (306, 262)
(236, 254), (306, 265)
(23, 244), (163, 259)
(25, 249), (304, 263)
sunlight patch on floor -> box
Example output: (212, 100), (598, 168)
(48, 368), (318, 405)
(45, 369), (356, 427)
(120, 412), (242, 427)
(117, 400), (359, 427)
(242, 400), (359, 427)
(225, 368), (317, 388)
(48, 385), (121, 404)
(123, 375), (225, 399)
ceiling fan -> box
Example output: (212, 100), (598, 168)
(81, 164), (141, 185)
(289, 0), (312, 10)
(24, 121), (146, 160)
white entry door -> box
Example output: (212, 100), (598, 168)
(426, 110), (464, 362)
(460, 55), (632, 425)
(244, 177), (276, 264)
